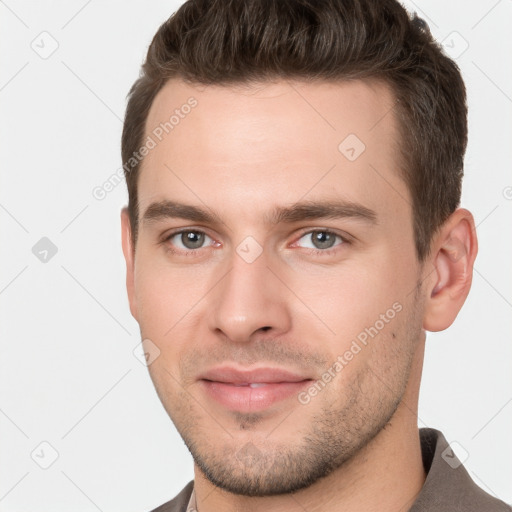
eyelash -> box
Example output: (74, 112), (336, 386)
(161, 228), (350, 257)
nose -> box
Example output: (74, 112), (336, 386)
(207, 246), (292, 344)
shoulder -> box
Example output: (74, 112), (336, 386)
(149, 480), (194, 512)
(411, 428), (511, 512)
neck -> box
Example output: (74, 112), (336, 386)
(193, 336), (427, 512)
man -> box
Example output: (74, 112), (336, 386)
(120, 0), (511, 510)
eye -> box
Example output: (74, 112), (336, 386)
(164, 229), (216, 253)
(294, 230), (346, 254)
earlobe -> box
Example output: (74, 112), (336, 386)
(121, 207), (138, 321)
(423, 208), (478, 332)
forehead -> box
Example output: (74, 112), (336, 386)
(139, 78), (410, 228)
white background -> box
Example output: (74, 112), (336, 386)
(1, 1), (511, 510)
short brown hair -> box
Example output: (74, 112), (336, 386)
(122, 0), (467, 262)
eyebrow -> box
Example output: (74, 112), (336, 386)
(141, 199), (378, 226)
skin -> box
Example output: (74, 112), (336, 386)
(121, 78), (478, 512)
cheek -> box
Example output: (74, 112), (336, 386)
(293, 264), (395, 333)
(133, 251), (203, 331)
(134, 267), (171, 335)
(295, 255), (414, 367)
(133, 255), (214, 376)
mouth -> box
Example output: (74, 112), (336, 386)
(198, 366), (314, 412)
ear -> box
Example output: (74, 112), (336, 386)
(121, 207), (138, 321)
(423, 208), (478, 332)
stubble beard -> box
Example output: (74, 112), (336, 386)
(153, 288), (424, 497)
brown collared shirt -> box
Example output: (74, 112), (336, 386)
(152, 428), (511, 511)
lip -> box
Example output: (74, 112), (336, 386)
(198, 366), (313, 412)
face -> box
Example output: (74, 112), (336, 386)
(123, 78), (427, 496)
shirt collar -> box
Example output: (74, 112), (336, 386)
(185, 485), (197, 512)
